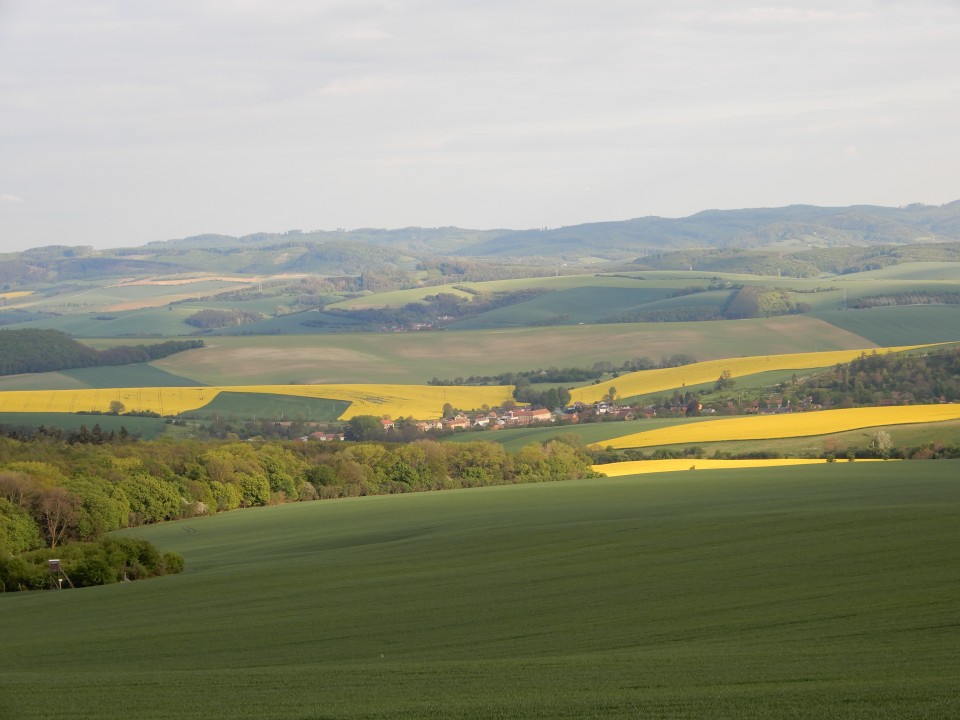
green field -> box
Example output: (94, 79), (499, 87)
(151, 316), (873, 385)
(444, 416), (718, 452)
(0, 371), (89, 391)
(814, 305), (960, 346)
(180, 391), (350, 423)
(447, 286), (674, 329)
(0, 412), (169, 439)
(835, 261), (960, 281)
(18, 306), (204, 337)
(3, 462), (958, 718)
(610, 418), (960, 459)
(61, 364), (206, 388)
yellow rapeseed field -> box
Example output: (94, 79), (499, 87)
(600, 404), (960, 449)
(570, 344), (934, 405)
(595, 458), (891, 476)
(0, 291), (33, 301)
(0, 384), (514, 420)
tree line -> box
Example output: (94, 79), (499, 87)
(0, 433), (600, 590)
(782, 347), (960, 406)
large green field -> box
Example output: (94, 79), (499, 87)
(150, 316), (872, 385)
(3, 462), (957, 719)
(813, 305), (960, 346)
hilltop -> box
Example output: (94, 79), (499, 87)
(3, 201), (960, 284)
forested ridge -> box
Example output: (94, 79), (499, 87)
(0, 329), (203, 375)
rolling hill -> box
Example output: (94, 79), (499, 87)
(3, 463), (958, 718)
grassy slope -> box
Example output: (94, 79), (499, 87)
(3, 462), (958, 719)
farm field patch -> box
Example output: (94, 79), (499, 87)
(444, 416), (715, 452)
(152, 316), (874, 385)
(447, 286), (674, 329)
(61, 364), (206, 388)
(833, 261), (960, 281)
(3, 462), (958, 718)
(0, 383), (514, 420)
(601, 403), (960, 449)
(0, 412), (168, 438)
(179, 391), (350, 422)
(570, 344), (932, 405)
(594, 457), (889, 475)
(0, 371), (88, 391)
(624, 418), (960, 459)
(814, 305), (960, 346)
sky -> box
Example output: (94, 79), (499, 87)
(1, 1), (959, 252)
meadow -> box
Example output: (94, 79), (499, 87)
(2, 462), (958, 718)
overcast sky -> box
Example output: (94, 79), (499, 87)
(1, 1), (959, 251)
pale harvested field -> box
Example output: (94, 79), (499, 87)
(0, 384), (513, 420)
(154, 316), (875, 385)
(104, 291), (257, 312)
(601, 404), (960, 449)
(570, 344), (934, 405)
(109, 273), (308, 287)
(594, 458), (890, 476)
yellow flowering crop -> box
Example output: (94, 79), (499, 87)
(0, 291), (32, 301)
(570, 344), (934, 405)
(0, 384), (514, 420)
(600, 404), (960, 449)
(595, 458), (891, 476)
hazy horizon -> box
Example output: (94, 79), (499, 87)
(2, 1), (959, 252)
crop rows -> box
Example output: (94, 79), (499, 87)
(570, 344), (932, 404)
(0, 383), (514, 420)
(601, 403), (960, 449)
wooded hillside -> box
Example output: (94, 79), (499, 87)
(0, 329), (203, 375)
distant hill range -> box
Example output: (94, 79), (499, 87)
(3, 201), (960, 282)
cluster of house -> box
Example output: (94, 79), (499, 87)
(408, 407), (555, 432)
(300, 402), (644, 442)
